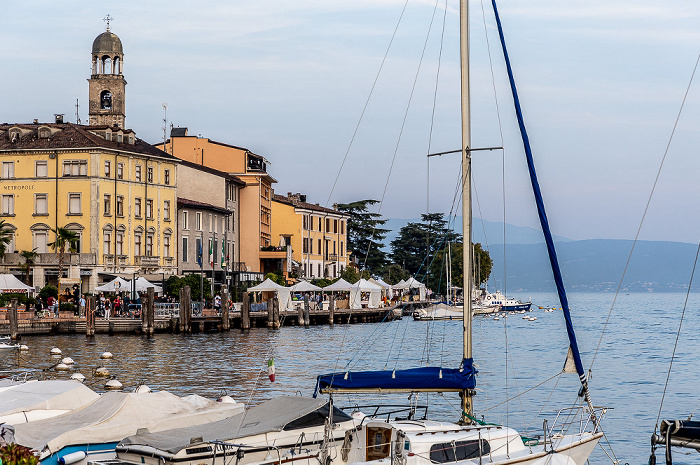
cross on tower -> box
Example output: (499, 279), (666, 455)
(103, 14), (113, 31)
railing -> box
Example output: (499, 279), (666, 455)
(326, 254), (338, 261)
(260, 245), (287, 252)
(117, 255), (129, 266)
(103, 254), (115, 265)
(251, 302), (268, 312)
(163, 257), (175, 266)
(548, 406), (607, 437)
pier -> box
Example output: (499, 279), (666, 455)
(0, 305), (404, 336)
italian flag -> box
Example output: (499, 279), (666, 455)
(268, 358), (275, 382)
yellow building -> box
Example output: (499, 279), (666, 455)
(0, 121), (178, 291)
(271, 192), (349, 280)
(157, 128), (278, 281)
(0, 26), (178, 292)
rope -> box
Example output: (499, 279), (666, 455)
(481, 371), (562, 413)
(589, 52), (700, 377)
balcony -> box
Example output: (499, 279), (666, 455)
(259, 245), (287, 260)
(103, 254), (115, 266)
(117, 255), (129, 266)
(326, 254), (338, 261)
(163, 257), (175, 266)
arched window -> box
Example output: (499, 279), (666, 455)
(116, 225), (126, 256)
(100, 90), (112, 110)
(134, 227), (144, 257)
(30, 223), (50, 254)
(114, 56), (121, 75)
(3, 223), (16, 253)
(65, 223), (84, 254)
(163, 228), (173, 258)
(103, 224), (114, 256)
(101, 55), (112, 74)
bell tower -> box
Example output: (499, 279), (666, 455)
(88, 15), (126, 127)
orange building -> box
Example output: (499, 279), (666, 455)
(157, 128), (282, 281)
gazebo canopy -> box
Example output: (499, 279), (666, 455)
(0, 274), (33, 293)
(126, 277), (163, 294)
(322, 278), (353, 292)
(392, 279), (407, 290)
(248, 278), (287, 292)
(94, 277), (130, 293)
(290, 281), (322, 292)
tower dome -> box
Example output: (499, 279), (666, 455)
(92, 31), (123, 55)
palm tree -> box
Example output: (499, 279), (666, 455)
(48, 227), (79, 293)
(0, 219), (13, 259)
(19, 248), (39, 285)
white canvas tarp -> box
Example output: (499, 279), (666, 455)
(94, 277), (130, 293)
(0, 380), (99, 425)
(13, 390), (244, 459)
(290, 281), (322, 292)
(392, 279), (407, 290)
(248, 279), (292, 311)
(0, 274), (33, 293)
(322, 278), (353, 292)
(374, 278), (394, 299)
(349, 279), (382, 309)
(126, 277), (163, 294)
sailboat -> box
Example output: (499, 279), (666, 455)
(315, 1), (606, 464)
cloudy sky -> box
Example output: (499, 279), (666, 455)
(2, 1), (699, 243)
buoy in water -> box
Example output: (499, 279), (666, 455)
(105, 379), (123, 391)
(70, 373), (86, 382)
(58, 451), (87, 465)
(55, 363), (70, 371)
(529, 317), (537, 321)
(62, 357), (74, 365)
(50, 347), (62, 355)
(134, 385), (151, 393)
(100, 351), (113, 359)
(19, 345), (28, 351)
(94, 367), (110, 377)
(217, 395), (236, 403)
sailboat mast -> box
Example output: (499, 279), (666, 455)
(460, 0), (473, 421)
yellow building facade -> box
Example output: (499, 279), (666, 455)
(0, 122), (178, 292)
(271, 192), (349, 280)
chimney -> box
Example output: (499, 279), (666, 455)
(54, 114), (64, 124)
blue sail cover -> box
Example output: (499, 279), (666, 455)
(314, 358), (476, 397)
(491, 0), (587, 388)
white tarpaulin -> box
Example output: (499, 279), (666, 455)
(405, 278), (427, 300)
(0, 274), (33, 293)
(248, 279), (292, 311)
(13, 390), (244, 460)
(0, 380), (99, 425)
(94, 277), (130, 293)
(373, 278), (394, 299)
(322, 278), (353, 292)
(290, 281), (322, 292)
(349, 279), (382, 309)
(392, 279), (407, 290)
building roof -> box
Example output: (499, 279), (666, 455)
(272, 193), (349, 217)
(92, 31), (123, 55)
(177, 158), (246, 186)
(177, 198), (231, 215)
(0, 123), (176, 160)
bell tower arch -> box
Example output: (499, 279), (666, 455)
(88, 15), (126, 127)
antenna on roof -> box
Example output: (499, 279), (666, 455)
(75, 99), (81, 124)
(162, 103), (168, 145)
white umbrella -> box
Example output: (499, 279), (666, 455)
(94, 277), (130, 293)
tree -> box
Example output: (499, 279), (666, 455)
(337, 200), (389, 273)
(340, 267), (369, 284)
(381, 264), (410, 285)
(48, 227), (79, 293)
(265, 272), (286, 286)
(390, 213), (459, 278)
(165, 274), (212, 301)
(428, 242), (492, 295)
(19, 248), (38, 285)
(0, 220), (13, 259)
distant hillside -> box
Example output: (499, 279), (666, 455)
(487, 239), (698, 293)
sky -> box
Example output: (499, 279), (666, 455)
(2, 1), (700, 243)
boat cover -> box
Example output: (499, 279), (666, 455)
(117, 396), (331, 454)
(0, 380), (99, 422)
(314, 358), (477, 395)
(13, 390), (244, 457)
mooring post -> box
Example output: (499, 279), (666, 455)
(272, 297), (280, 328)
(329, 296), (335, 326)
(299, 295), (307, 326)
(179, 285), (191, 333)
(147, 287), (155, 336)
(267, 298), (274, 328)
(9, 299), (19, 341)
(242, 292), (251, 331)
(221, 284), (230, 331)
(303, 295), (310, 327)
(86, 296), (95, 337)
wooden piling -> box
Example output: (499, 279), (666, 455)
(300, 295), (308, 326)
(242, 292), (251, 331)
(179, 285), (191, 333)
(146, 287), (155, 336)
(221, 285), (230, 331)
(86, 296), (95, 337)
(267, 298), (274, 328)
(272, 297), (280, 328)
(329, 296), (335, 326)
(9, 299), (18, 341)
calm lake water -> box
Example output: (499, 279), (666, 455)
(4, 292), (699, 464)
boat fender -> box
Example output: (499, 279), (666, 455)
(439, 369), (443, 379)
(58, 450), (86, 465)
(392, 370), (395, 379)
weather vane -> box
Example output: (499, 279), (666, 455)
(103, 14), (113, 32)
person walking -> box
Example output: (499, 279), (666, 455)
(104, 298), (111, 320)
(79, 295), (86, 317)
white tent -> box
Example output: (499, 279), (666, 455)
(405, 277), (427, 301)
(349, 279), (382, 309)
(290, 281), (322, 292)
(373, 278), (394, 299)
(94, 277), (130, 293)
(392, 279), (407, 290)
(126, 277), (163, 294)
(322, 278), (353, 292)
(0, 274), (33, 293)
(248, 279), (292, 311)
